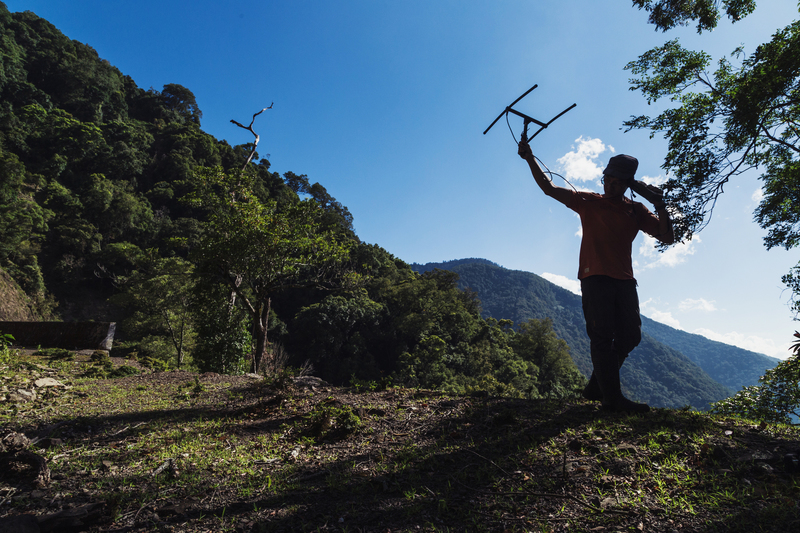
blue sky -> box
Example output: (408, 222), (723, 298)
(7, 0), (799, 359)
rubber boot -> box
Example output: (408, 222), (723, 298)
(593, 356), (649, 413)
(583, 350), (628, 402)
(582, 373), (602, 401)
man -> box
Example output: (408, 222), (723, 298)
(518, 139), (675, 413)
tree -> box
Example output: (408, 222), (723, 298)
(631, 0), (756, 33)
(711, 331), (800, 424)
(160, 84), (202, 125)
(112, 255), (196, 368)
(0, 151), (50, 301)
(292, 290), (386, 383)
(191, 281), (251, 374)
(511, 318), (586, 398)
(626, 2), (800, 316)
(187, 166), (352, 374)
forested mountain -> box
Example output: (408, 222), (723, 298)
(412, 260), (771, 410)
(639, 317), (780, 394)
(0, 4), (591, 401)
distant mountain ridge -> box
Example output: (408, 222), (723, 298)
(640, 317), (779, 393)
(412, 259), (778, 409)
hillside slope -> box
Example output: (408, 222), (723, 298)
(0, 267), (39, 322)
(413, 260), (736, 409)
(641, 316), (780, 394)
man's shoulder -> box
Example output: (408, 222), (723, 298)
(567, 190), (602, 210)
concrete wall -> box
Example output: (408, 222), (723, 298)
(0, 322), (116, 351)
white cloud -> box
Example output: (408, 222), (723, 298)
(557, 136), (608, 182)
(640, 174), (667, 187)
(641, 298), (682, 329)
(541, 272), (581, 295)
(679, 298), (717, 312)
(751, 187), (764, 204)
(637, 234), (699, 270)
(642, 298), (788, 359)
(648, 310), (682, 329)
(692, 328), (788, 359)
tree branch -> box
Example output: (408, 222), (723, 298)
(230, 104), (274, 171)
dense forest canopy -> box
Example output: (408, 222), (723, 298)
(0, 3), (587, 401)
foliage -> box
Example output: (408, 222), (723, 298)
(0, 332), (16, 366)
(190, 282), (252, 375)
(0, 4), (266, 317)
(187, 166), (353, 374)
(305, 402), (362, 441)
(711, 331), (800, 424)
(292, 289), (386, 383)
(33, 347), (74, 359)
(624, 3), (800, 317)
(111, 255), (196, 368)
(511, 318), (587, 398)
(631, 0), (756, 33)
(0, 332), (13, 349)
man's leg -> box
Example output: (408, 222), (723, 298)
(581, 276), (649, 413)
(581, 276), (617, 400)
(613, 278), (642, 360)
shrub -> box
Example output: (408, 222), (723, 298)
(711, 332), (800, 424)
(34, 347), (75, 360)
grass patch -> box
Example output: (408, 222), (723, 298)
(1, 353), (799, 532)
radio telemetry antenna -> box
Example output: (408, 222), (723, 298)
(483, 84), (576, 142)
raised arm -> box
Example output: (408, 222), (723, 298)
(630, 181), (675, 244)
(518, 139), (572, 206)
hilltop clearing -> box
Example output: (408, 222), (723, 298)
(1, 353), (799, 532)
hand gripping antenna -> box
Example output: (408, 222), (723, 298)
(483, 84), (576, 142)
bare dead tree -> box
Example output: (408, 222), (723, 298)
(230, 104), (273, 171)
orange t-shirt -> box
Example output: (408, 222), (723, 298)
(566, 191), (661, 280)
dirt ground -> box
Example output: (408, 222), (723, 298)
(2, 355), (800, 532)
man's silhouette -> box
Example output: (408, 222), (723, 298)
(518, 139), (675, 412)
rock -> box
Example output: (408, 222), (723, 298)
(600, 496), (617, 509)
(9, 389), (36, 402)
(617, 443), (638, 454)
(33, 378), (64, 389)
(737, 451), (773, 462)
(755, 463), (775, 474)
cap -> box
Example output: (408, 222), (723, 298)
(603, 154), (638, 182)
